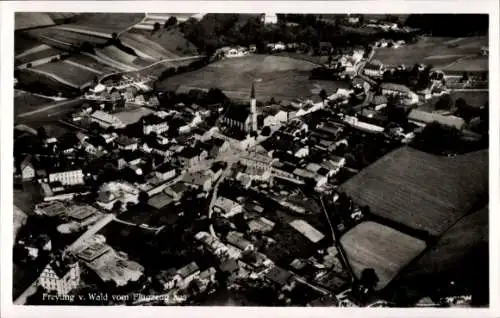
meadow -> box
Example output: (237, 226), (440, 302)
(374, 36), (488, 70)
(157, 55), (349, 102)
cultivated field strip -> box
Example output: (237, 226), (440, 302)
(120, 33), (179, 60)
(339, 147), (488, 237)
(67, 54), (120, 74)
(27, 27), (109, 47)
(15, 47), (64, 66)
(340, 221), (426, 290)
(33, 60), (100, 87)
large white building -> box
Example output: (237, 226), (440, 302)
(48, 169), (84, 186)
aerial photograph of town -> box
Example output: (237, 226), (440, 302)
(12, 12), (489, 307)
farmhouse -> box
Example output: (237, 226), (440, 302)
(339, 147), (488, 236)
(408, 109), (466, 130)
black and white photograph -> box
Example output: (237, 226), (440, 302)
(4, 1), (496, 313)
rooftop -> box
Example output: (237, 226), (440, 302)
(177, 261), (199, 278)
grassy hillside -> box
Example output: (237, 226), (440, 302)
(156, 55), (348, 102)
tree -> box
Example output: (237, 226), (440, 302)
(138, 191), (150, 204)
(112, 201), (123, 212)
(319, 89), (328, 106)
(164, 16), (178, 29)
(461, 72), (469, 83)
(111, 32), (118, 40)
(435, 94), (452, 110)
(37, 126), (48, 140)
(153, 22), (161, 33)
(261, 126), (271, 136)
(360, 268), (379, 292)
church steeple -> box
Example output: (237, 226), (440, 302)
(250, 82), (257, 132)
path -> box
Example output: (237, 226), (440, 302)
(66, 214), (115, 253)
(319, 196), (355, 283)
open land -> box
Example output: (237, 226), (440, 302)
(17, 69), (80, 98)
(374, 36), (488, 69)
(33, 60), (98, 87)
(60, 13), (146, 35)
(14, 91), (54, 116)
(26, 27), (109, 47)
(339, 147), (488, 237)
(157, 55), (349, 102)
(340, 221), (426, 290)
(15, 47), (65, 66)
(127, 28), (199, 57)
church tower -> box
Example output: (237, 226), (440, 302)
(250, 82), (257, 132)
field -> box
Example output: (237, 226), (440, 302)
(15, 35), (46, 57)
(157, 55), (349, 102)
(374, 36), (488, 69)
(17, 69), (80, 98)
(14, 91), (54, 116)
(98, 46), (151, 69)
(450, 91), (489, 108)
(15, 12), (54, 31)
(15, 47), (64, 66)
(26, 27), (109, 47)
(67, 54), (121, 75)
(442, 56), (489, 72)
(405, 205), (488, 278)
(60, 13), (145, 35)
(119, 32), (179, 60)
(33, 60), (98, 87)
(339, 147), (488, 237)
(340, 221), (427, 291)
(127, 28), (198, 57)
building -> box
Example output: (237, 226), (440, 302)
(226, 231), (254, 252)
(177, 147), (208, 168)
(115, 135), (138, 151)
(264, 266), (296, 291)
(143, 116), (169, 135)
(38, 256), (80, 295)
(209, 138), (229, 158)
(220, 106), (252, 132)
(214, 196), (243, 217)
(20, 155), (35, 180)
(408, 109), (466, 130)
(261, 13), (278, 24)
(183, 171), (212, 192)
(48, 169), (84, 186)
(90, 110), (125, 129)
(380, 82), (411, 98)
(155, 164), (177, 181)
(263, 105), (288, 128)
(363, 60), (385, 77)
(174, 262), (201, 289)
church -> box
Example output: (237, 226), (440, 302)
(219, 83), (258, 133)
